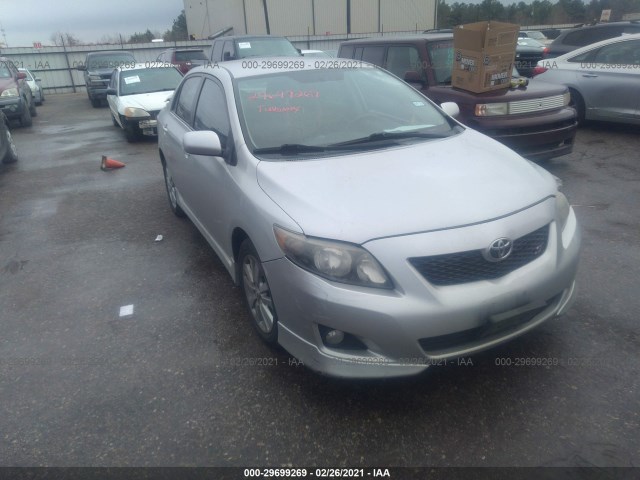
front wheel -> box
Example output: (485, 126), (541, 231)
(2, 127), (18, 164)
(29, 99), (37, 117)
(239, 240), (278, 344)
(19, 104), (32, 127)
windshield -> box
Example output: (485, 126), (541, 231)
(236, 67), (458, 156)
(175, 50), (207, 61)
(119, 67), (182, 96)
(517, 38), (544, 48)
(236, 38), (300, 59)
(427, 40), (454, 84)
(524, 31), (546, 41)
(88, 54), (135, 70)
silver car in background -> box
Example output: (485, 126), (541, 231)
(534, 33), (640, 125)
(158, 59), (580, 378)
(18, 68), (44, 105)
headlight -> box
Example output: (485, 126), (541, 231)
(555, 192), (571, 232)
(124, 107), (150, 118)
(475, 102), (508, 116)
(1, 88), (19, 97)
(274, 226), (392, 289)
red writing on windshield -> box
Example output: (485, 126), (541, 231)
(258, 105), (301, 113)
(248, 90), (320, 100)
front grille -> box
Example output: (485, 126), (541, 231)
(409, 224), (549, 286)
(508, 94), (565, 114)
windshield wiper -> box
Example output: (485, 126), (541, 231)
(331, 130), (453, 147)
(253, 144), (327, 155)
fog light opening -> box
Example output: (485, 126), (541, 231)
(318, 324), (368, 351)
(325, 329), (345, 346)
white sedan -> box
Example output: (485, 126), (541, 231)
(534, 33), (640, 125)
(106, 63), (182, 142)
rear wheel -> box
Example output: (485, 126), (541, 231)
(91, 97), (102, 108)
(2, 127), (18, 164)
(162, 161), (186, 218)
(29, 99), (37, 117)
(239, 239), (278, 344)
(569, 88), (585, 126)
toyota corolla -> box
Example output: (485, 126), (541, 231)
(157, 59), (580, 378)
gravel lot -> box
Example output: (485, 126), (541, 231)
(0, 93), (638, 473)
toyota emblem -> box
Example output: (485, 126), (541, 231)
(484, 238), (513, 262)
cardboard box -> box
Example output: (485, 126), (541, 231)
(452, 21), (519, 93)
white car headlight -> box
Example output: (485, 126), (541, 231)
(555, 192), (571, 232)
(274, 226), (392, 289)
(1, 88), (19, 97)
(124, 107), (150, 118)
(475, 102), (508, 116)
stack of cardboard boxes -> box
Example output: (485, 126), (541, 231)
(452, 21), (519, 93)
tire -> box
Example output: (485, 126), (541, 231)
(162, 161), (186, 218)
(91, 97), (102, 108)
(124, 123), (140, 143)
(569, 88), (585, 126)
(2, 127), (18, 164)
(111, 112), (118, 127)
(238, 239), (278, 344)
(19, 104), (32, 127)
(29, 99), (37, 117)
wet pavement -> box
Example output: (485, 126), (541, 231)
(0, 93), (638, 469)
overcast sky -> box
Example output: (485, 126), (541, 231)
(1, 0), (184, 48)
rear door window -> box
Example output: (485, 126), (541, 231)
(361, 46), (385, 66)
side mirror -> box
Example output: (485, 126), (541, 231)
(223, 52), (235, 61)
(404, 70), (424, 83)
(106, 87), (117, 96)
(16, 72), (27, 80)
(183, 130), (223, 157)
(76, 65), (87, 71)
(440, 102), (460, 117)
(35, 78), (42, 82)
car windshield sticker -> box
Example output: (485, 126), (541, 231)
(412, 101), (425, 107)
(238, 42), (251, 49)
(124, 75), (141, 84)
(257, 105), (301, 113)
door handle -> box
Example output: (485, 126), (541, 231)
(582, 74), (598, 78)
(162, 124), (168, 132)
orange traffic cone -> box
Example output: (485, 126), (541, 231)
(100, 155), (126, 171)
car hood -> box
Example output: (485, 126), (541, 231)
(115, 91), (173, 113)
(256, 129), (557, 244)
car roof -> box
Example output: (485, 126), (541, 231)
(551, 32), (640, 60)
(214, 35), (291, 41)
(116, 63), (177, 71)
(341, 33), (453, 45)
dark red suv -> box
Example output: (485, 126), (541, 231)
(339, 34), (577, 161)
(156, 48), (208, 74)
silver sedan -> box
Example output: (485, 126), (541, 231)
(158, 59), (581, 378)
(534, 33), (640, 125)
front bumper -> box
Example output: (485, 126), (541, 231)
(265, 200), (581, 378)
(0, 96), (26, 120)
(124, 117), (158, 136)
(469, 107), (577, 161)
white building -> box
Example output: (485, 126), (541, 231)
(183, 0), (437, 39)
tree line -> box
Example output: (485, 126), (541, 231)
(49, 10), (188, 47)
(437, 0), (640, 28)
